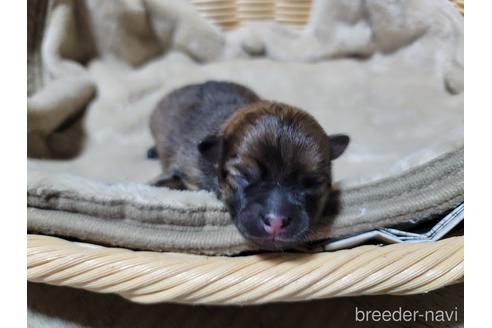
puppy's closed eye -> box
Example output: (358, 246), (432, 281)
(227, 168), (259, 189)
(226, 161), (262, 189)
(229, 173), (250, 189)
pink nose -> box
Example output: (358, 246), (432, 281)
(263, 214), (289, 236)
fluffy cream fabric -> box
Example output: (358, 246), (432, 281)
(27, 0), (463, 254)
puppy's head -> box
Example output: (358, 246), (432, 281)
(199, 101), (349, 250)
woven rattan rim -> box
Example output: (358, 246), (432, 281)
(28, 234), (463, 305)
(192, 0), (464, 29)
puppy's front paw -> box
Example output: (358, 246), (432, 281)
(148, 174), (187, 190)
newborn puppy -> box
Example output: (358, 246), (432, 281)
(149, 81), (349, 250)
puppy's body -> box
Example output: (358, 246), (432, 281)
(150, 81), (260, 192)
(150, 81), (349, 249)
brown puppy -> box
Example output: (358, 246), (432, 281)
(149, 81), (349, 250)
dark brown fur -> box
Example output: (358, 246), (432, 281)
(218, 101), (333, 202)
(150, 81), (260, 192)
(149, 81), (349, 249)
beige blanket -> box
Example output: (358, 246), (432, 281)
(27, 0), (463, 255)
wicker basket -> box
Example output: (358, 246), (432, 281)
(191, 0), (464, 29)
(27, 0), (464, 305)
(28, 234), (463, 305)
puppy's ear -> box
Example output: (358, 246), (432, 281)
(198, 135), (223, 163)
(328, 134), (350, 160)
